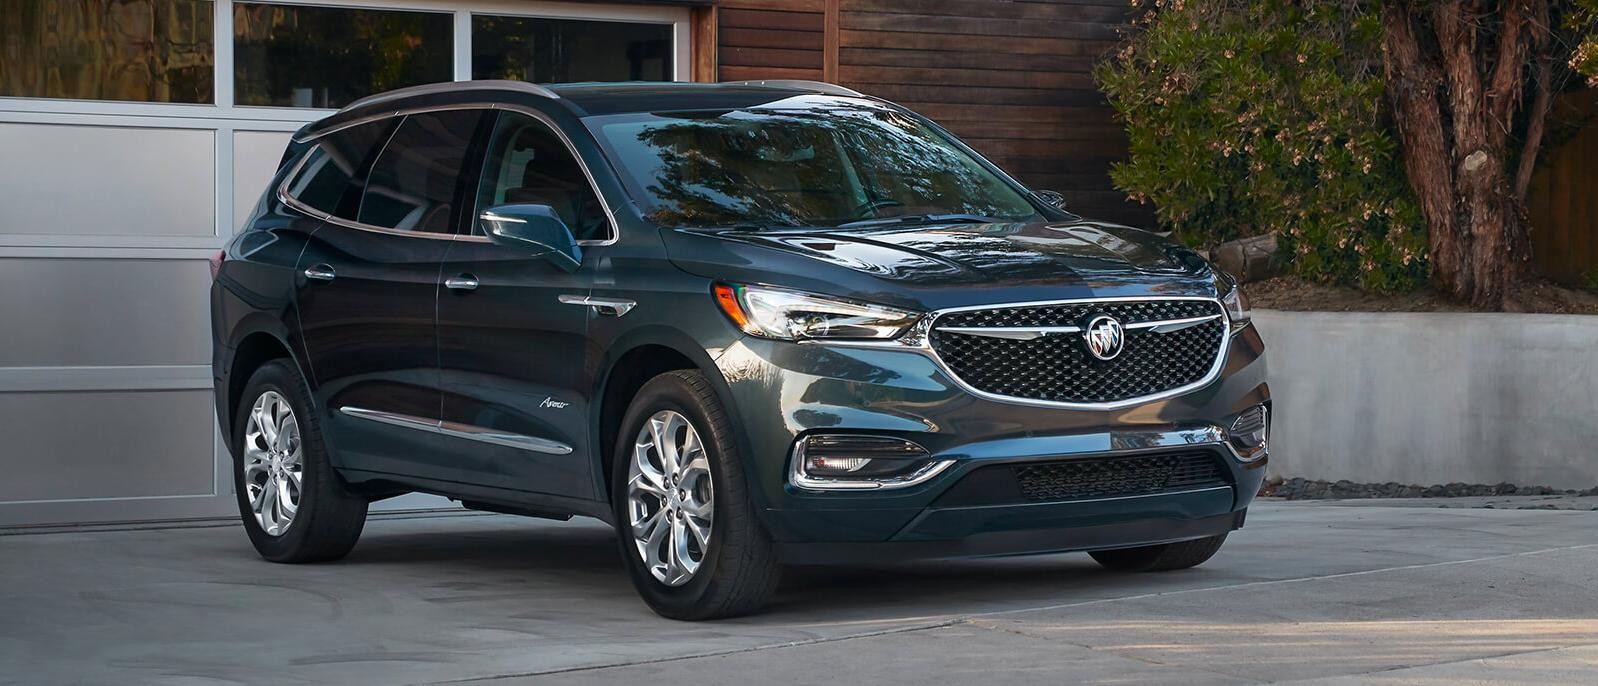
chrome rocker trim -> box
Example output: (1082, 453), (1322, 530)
(339, 407), (573, 455)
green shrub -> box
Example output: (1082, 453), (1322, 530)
(1571, 1), (1598, 86)
(1095, 0), (1427, 292)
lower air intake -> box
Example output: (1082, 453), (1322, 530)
(1013, 451), (1228, 502)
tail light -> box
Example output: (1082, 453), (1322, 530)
(209, 249), (226, 280)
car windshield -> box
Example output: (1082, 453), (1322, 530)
(586, 96), (1041, 229)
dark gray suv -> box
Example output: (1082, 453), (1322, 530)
(211, 80), (1269, 620)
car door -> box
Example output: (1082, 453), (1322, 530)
(294, 108), (489, 478)
(433, 110), (613, 498)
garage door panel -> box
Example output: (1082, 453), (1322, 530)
(0, 258), (211, 367)
(0, 122), (216, 238)
(233, 131), (293, 230)
(0, 389), (216, 502)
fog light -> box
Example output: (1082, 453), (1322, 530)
(804, 455), (872, 476)
(790, 435), (954, 490)
(1228, 405), (1269, 462)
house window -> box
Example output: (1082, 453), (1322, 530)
(472, 15), (671, 83)
(232, 2), (452, 108)
(0, 0), (215, 103)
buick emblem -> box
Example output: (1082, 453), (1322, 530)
(1083, 314), (1125, 361)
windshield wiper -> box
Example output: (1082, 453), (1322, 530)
(832, 214), (1005, 230)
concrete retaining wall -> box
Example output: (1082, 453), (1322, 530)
(1253, 310), (1598, 488)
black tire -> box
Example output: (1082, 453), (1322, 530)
(232, 359), (367, 563)
(610, 371), (782, 620)
(1089, 533), (1228, 572)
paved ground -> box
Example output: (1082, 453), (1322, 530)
(2, 500), (1596, 685)
(1309, 494), (1598, 511)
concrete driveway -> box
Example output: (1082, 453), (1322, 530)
(2, 501), (1595, 685)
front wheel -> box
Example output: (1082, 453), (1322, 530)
(1089, 533), (1228, 572)
(611, 371), (782, 620)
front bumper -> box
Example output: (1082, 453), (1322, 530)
(712, 322), (1269, 561)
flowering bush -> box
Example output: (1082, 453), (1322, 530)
(1095, 0), (1427, 291)
(1572, 0), (1598, 85)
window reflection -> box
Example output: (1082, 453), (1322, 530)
(233, 2), (451, 108)
(472, 15), (671, 83)
(285, 119), (396, 220)
(358, 110), (483, 233)
(589, 98), (1039, 228)
(0, 0), (214, 103)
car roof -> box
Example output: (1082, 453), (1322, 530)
(547, 80), (866, 116)
(296, 80), (869, 141)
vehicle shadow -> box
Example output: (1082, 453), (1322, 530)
(336, 514), (1196, 625)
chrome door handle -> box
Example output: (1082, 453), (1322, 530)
(558, 294), (636, 317)
(303, 264), (336, 282)
(445, 274), (479, 291)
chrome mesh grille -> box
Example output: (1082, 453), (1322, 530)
(1014, 451), (1228, 502)
(929, 299), (1226, 405)
(936, 300), (1219, 329)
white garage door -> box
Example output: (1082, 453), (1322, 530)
(0, 0), (690, 527)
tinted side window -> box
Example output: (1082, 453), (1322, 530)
(474, 112), (609, 241)
(358, 109), (485, 233)
(284, 120), (394, 219)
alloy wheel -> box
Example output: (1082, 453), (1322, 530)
(242, 390), (302, 536)
(627, 410), (714, 586)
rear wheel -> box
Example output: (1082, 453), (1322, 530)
(1089, 533), (1228, 572)
(233, 359), (367, 563)
(611, 371), (782, 620)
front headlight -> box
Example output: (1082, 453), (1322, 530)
(1221, 282), (1251, 326)
(713, 284), (921, 340)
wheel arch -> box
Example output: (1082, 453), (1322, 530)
(222, 319), (312, 448)
(592, 328), (742, 502)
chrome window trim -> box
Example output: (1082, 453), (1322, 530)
(278, 102), (620, 246)
(806, 296), (1232, 411)
(339, 406), (573, 455)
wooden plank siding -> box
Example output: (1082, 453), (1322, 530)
(714, 1), (829, 82)
(834, 0), (1147, 224)
(1527, 90), (1598, 284)
(703, 0), (1149, 226)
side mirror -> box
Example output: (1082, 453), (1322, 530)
(478, 203), (582, 272)
(1034, 190), (1068, 211)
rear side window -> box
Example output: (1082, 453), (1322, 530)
(283, 120), (394, 219)
(357, 109), (486, 233)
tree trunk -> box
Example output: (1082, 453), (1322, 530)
(1381, 3), (1462, 293)
(1381, 1), (1542, 309)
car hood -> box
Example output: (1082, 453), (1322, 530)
(660, 219), (1219, 311)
